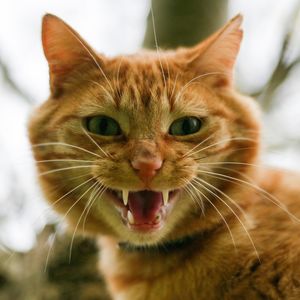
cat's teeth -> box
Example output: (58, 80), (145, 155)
(127, 210), (135, 224)
(122, 190), (129, 206)
(162, 190), (169, 206)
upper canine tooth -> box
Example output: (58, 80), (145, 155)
(122, 190), (129, 206)
(162, 190), (169, 206)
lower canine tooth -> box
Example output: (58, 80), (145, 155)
(127, 210), (135, 224)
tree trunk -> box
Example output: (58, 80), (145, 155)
(143, 0), (228, 49)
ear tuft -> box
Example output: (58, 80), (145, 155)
(42, 14), (101, 97)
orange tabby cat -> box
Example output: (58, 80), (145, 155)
(29, 14), (300, 299)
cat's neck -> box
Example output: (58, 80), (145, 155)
(99, 216), (244, 300)
(117, 224), (221, 254)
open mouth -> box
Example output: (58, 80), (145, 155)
(106, 189), (180, 231)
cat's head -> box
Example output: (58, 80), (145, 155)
(29, 14), (260, 245)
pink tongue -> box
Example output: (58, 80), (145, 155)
(128, 191), (163, 224)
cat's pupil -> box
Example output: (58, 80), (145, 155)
(169, 117), (202, 136)
(86, 116), (121, 136)
(183, 118), (197, 134)
(100, 118), (108, 132)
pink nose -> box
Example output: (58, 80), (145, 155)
(131, 158), (163, 183)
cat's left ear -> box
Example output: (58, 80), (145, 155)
(42, 14), (104, 98)
(184, 14), (243, 87)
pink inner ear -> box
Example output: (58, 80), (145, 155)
(43, 17), (84, 67)
(41, 14), (100, 96)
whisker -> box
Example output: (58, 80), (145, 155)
(23, 173), (95, 233)
(44, 177), (97, 272)
(33, 142), (102, 159)
(170, 73), (179, 101)
(68, 181), (104, 262)
(82, 185), (107, 233)
(63, 24), (114, 94)
(45, 175), (96, 212)
(88, 80), (116, 104)
(189, 179), (237, 250)
(194, 177), (251, 228)
(44, 231), (56, 273)
(39, 165), (93, 176)
(200, 165), (256, 186)
(197, 161), (262, 168)
(60, 180), (100, 264)
(197, 169), (300, 223)
(35, 159), (94, 164)
(186, 137), (257, 158)
(150, 6), (167, 91)
(81, 127), (111, 158)
(181, 179), (205, 214)
(175, 71), (229, 105)
(192, 179), (259, 260)
(165, 57), (171, 96)
(115, 56), (124, 100)
(182, 134), (215, 158)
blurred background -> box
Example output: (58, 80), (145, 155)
(0, 0), (299, 298)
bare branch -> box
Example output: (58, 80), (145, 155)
(256, 3), (300, 111)
(0, 56), (34, 105)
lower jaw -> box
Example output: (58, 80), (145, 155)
(127, 222), (163, 232)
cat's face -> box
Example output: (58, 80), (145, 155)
(29, 14), (260, 245)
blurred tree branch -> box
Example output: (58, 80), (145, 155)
(254, 4), (300, 111)
(0, 226), (110, 300)
(0, 56), (34, 105)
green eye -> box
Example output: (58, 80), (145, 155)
(169, 117), (202, 136)
(86, 116), (121, 136)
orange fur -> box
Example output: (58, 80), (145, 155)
(28, 14), (300, 299)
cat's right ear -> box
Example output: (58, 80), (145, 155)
(42, 14), (103, 98)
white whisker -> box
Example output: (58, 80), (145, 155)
(63, 24), (114, 94)
(82, 185), (107, 233)
(181, 179), (205, 214)
(88, 80), (116, 104)
(192, 179), (260, 260)
(39, 165), (93, 176)
(62, 180), (100, 263)
(44, 177), (97, 272)
(175, 71), (229, 104)
(182, 134), (215, 158)
(150, 6), (167, 91)
(81, 127), (111, 158)
(33, 142), (102, 159)
(36, 159), (94, 164)
(170, 73), (179, 101)
(186, 137), (257, 158)
(197, 169), (300, 223)
(189, 179), (237, 250)
(68, 181), (104, 261)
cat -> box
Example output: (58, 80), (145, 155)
(28, 13), (300, 299)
